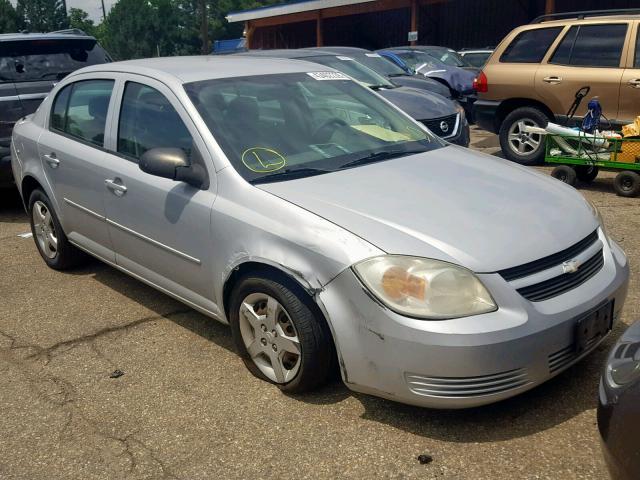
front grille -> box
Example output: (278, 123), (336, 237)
(498, 230), (599, 281)
(405, 368), (529, 398)
(516, 249), (604, 302)
(421, 114), (457, 138)
(548, 336), (601, 374)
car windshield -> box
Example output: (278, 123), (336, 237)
(395, 51), (443, 72)
(422, 47), (468, 67)
(348, 52), (408, 77)
(0, 38), (110, 83)
(185, 72), (442, 184)
(304, 55), (395, 89)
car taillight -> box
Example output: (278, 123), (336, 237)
(473, 71), (488, 93)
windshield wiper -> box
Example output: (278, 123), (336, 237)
(338, 149), (426, 170)
(370, 84), (392, 91)
(250, 167), (332, 184)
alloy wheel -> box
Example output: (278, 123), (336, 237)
(238, 293), (301, 384)
(32, 201), (58, 259)
(507, 118), (542, 156)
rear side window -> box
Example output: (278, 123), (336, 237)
(500, 27), (563, 63)
(636, 28), (640, 67)
(117, 82), (193, 161)
(0, 39), (111, 83)
(550, 24), (627, 67)
(51, 79), (114, 147)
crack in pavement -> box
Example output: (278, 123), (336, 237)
(6, 308), (191, 364)
(0, 308), (192, 479)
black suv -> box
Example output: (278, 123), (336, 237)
(1, 30), (111, 187)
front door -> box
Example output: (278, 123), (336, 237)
(38, 77), (117, 262)
(535, 23), (629, 122)
(102, 78), (219, 314)
(619, 21), (640, 123)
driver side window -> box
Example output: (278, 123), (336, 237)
(117, 82), (193, 162)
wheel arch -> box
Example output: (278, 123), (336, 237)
(222, 260), (343, 377)
(495, 98), (554, 132)
(20, 175), (45, 211)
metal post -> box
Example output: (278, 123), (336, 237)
(545, 0), (555, 15)
(410, 0), (418, 46)
(316, 10), (323, 47)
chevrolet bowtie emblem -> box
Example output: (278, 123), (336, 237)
(562, 259), (581, 274)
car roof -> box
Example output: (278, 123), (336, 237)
(73, 55), (334, 84)
(307, 46), (370, 55)
(0, 32), (95, 42)
(239, 49), (337, 59)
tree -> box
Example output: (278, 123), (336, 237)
(16, 0), (68, 32)
(67, 7), (96, 36)
(0, 0), (19, 34)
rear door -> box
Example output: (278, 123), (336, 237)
(535, 22), (630, 122)
(619, 20), (640, 123)
(0, 57), (21, 162)
(38, 76), (117, 262)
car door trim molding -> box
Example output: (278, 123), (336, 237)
(63, 197), (105, 220)
(104, 218), (202, 265)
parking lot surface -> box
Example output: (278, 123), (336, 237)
(1, 128), (638, 479)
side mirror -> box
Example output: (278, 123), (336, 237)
(139, 147), (207, 189)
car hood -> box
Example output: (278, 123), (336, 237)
(257, 147), (598, 272)
(377, 86), (456, 120)
(389, 75), (451, 98)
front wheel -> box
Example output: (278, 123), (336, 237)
(499, 107), (549, 165)
(551, 165), (577, 186)
(229, 273), (334, 393)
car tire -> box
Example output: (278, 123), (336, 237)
(28, 189), (87, 270)
(229, 272), (334, 393)
(551, 165), (577, 186)
(613, 171), (640, 197)
(499, 107), (549, 165)
(575, 166), (599, 183)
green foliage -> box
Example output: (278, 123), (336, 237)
(67, 7), (96, 37)
(16, 0), (68, 32)
(0, 0), (19, 33)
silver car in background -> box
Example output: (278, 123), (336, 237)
(11, 56), (629, 408)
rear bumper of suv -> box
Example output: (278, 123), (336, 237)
(473, 99), (500, 133)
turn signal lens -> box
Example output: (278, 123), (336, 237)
(381, 266), (427, 301)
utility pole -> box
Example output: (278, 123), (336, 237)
(200, 0), (209, 54)
(101, 0), (107, 21)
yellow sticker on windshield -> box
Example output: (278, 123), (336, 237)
(241, 147), (286, 173)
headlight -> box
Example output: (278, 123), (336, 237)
(587, 200), (610, 243)
(353, 256), (497, 319)
(454, 102), (466, 121)
(606, 342), (640, 388)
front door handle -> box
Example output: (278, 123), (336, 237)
(543, 76), (563, 84)
(628, 78), (640, 88)
(105, 178), (128, 196)
(43, 153), (60, 168)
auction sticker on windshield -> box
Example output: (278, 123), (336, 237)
(307, 72), (350, 81)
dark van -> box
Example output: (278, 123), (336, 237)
(1, 31), (111, 187)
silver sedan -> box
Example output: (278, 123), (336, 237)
(11, 56), (629, 408)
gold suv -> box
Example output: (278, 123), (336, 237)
(474, 10), (640, 164)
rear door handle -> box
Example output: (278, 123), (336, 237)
(628, 78), (640, 88)
(105, 178), (128, 196)
(43, 153), (60, 168)
(543, 76), (563, 84)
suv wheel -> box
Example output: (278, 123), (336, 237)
(499, 107), (549, 165)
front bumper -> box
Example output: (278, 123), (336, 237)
(320, 235), (629, 408)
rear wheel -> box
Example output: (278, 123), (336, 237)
(28, 189), (87, 270)
(551, 165), (577, 186)
(499, 107), (549, 165)
(575, 165), (599, 183)
(613, 171), (640, 197)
